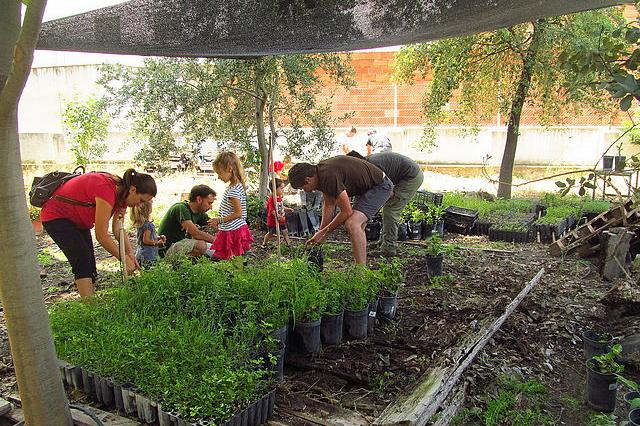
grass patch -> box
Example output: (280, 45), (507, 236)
(37, 250), (55, 266)
(451, 376), (553, 426)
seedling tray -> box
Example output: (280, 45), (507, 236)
(58, 361), (275, 426)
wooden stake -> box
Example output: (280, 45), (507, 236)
(118, 217), (128, 282)
(268, 135), (282, 260)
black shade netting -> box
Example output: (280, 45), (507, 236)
(37, 0), (624, 58)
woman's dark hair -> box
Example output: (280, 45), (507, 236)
(189, 184), (216, 201)
(114, 169), (157, 204)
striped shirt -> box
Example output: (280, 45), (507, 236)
(219, 183), (247, 231)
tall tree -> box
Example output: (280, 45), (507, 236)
(0, 0), (72, 424)
(100, 55), (355, 197)
(394, 9), (624, 198)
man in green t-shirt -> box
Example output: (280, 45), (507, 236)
(347, 151), (423, 256)
(158, 184), (216, 257)
(288, 155), (393, 264)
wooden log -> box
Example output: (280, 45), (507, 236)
(374, 268), (545, 426)
(431, 384), (466, 426)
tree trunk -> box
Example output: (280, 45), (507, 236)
(255, 73), (269, 199)
(0, 1), (73, 424)
(496, 21), (545, 199)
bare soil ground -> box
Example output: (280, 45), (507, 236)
(1, 226), (639, 425)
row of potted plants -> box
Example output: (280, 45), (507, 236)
(582, 329), (640, 423)
(364, 202), (445, 242)
(49, 256), (408, 423)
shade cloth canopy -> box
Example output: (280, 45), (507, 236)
(37, 0), (625, 58)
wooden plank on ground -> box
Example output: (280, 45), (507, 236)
(375, 268), (545, 426)
(6, 406), (142, 425)
(278, 394), (370, 426)
(431, 384), (466, 426)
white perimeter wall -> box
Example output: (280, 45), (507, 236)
(18, 64), (627, 167)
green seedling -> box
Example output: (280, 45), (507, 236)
(589, 344), (624, 374)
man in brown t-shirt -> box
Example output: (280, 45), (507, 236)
(288, 155), (394, 264)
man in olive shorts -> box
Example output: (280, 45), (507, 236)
(347, 151), (424, 255)
(288, 155), (393, 264)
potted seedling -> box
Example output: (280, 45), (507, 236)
(342, 265), (372, 340)
(321, 270), (346, 345)
(424, 235), (446, 277)
(378, 258), (404, 320)
(582, 329), (613, 361)
(615, 141), (626, 171)
(29, 205), (43, 235)
(408, 206), (427, 240)
(290, 268), (326, 354)
(427, 204), (445, 238)
(618, 376), (640, 425)
(586, 344), (623, 412)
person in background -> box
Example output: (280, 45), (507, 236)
(366, 130), (392, 155)
(288, 155), (393, 264)
(209, 152), (254, 259)
(347, 150), (423, 256)
(339, 126), (358, 155)
(41, 169), (157, 297)
(130, 200), (166, 266)
(159, 184), (217, 258)
(262, 178), (294, 247)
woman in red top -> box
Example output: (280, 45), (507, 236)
(41, 169), (157, 297)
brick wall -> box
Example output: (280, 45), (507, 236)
(317, 47), (623, 130)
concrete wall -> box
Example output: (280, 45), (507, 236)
(17, 61), (629, 167)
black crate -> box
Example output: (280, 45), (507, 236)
(444, 206), (478, 234)
(414, 190), (443, 207)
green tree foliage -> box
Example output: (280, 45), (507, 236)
(99, 55), (355, 196)
(394, 9), (625, 198)
(62, 96), (109, 166)
(561, 3), (640, 112)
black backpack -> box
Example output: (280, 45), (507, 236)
(29, 166), (95, 208)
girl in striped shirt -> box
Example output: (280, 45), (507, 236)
(209, 152), (254, 260)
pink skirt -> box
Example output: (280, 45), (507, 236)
(211, 224), (254, 260)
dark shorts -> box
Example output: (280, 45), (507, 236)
(43, 218), (97, 282)
(353, 175), (394, 219)
(268, 223), (287, 234)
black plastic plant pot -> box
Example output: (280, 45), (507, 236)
(603, 156), (614, 170)
(582, 329), (613, 361)
(367, 300), (378, 337)
(425, 253), (444, 277)
(291, 318), (321, 354)
(630, 408), (640, 426)
(615, 155), (626, 171)
(379, 294), (398, 320)
(397, 223), (408, 241)
(365, 221), (381, 242)
(307, 247), (324, 272)
(408, 222), (422, 240)
(626, 391), (640, 405)
(270, 323), (288, 346)
(421, 222), (433, 239)
(321, 311), (344, 346)
(220, 389), (275, 426)
(586, 359), (618, 413)
(344, 307), (368, 340)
